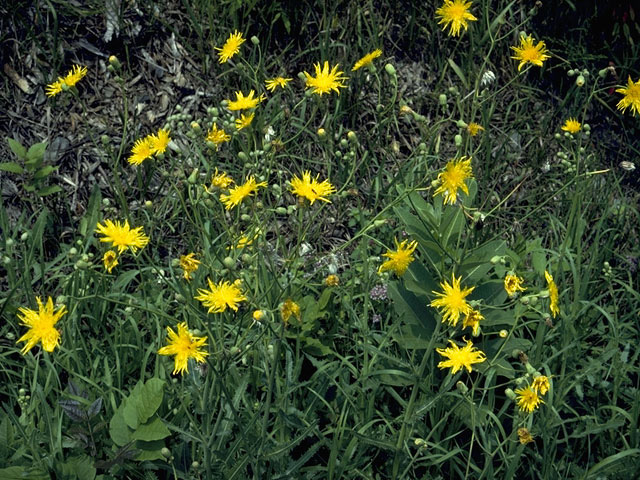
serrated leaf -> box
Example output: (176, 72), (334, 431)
(59, 399), (87, 422)
(0, 162), (24, 174)
(131, 417), (170, 442)
(87, 398), (103, 418)
(7, 138), (26, 159)
(109, 403), (132, 446)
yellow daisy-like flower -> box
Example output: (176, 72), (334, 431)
(226, 90), (265, 111)
(128, 137), (154, 165)
(46, 65), (88, 97)
(219, 176), (267, 210)
(430, 273), (475, 327)
(103, 250), (118, 273)
(45, 79), (64, 97)
(17, 296), (67, 354)
(435, 0), (477, 37)
(235, 112), (255, 130)
(352, 49), (382, 71)
(545, 270), (559, 318)
(467, 122), (484, 136)
(303, 61), (348, 96)
(433, 156), (473, 205)
(515, 386), (544, 413)
(265, 76), (293, 92)
(504, 274), (526, 297)
(206, 123), (231, 149)
(616, 76), (640, 116)
(511, 35), (550, 72)
(378, 238), (418, 276)
(517, 427), (535, 445)
(157, 322), (208, 375)
(150, 129), (171, 154)
(462, 309), (484, 336)
(436, 339), (486, 374)
(561, 118), (581, 134)
(195, 278), (247, 314)
(179, 253), (201, 281)
(215, 30), (245, 63)
(532, 375), (550, 395)
(290, 171), (336, 204)
(324, 274), (340, 287)
(95, 219), (150, 254)
(280, 299), (301, 325)
(208, 168), (234, 190)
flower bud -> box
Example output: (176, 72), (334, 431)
(297, 71), (307, 81)
(250, 36), (259, 45)
(505, 388), (516, 400)
(108, 55), (121, 69)
(456, 381), (469, 394)
(223, 256), (235, 269)
(454, 134), (462, 147)
(317, 127), (326, 138)
(575, 75), (585, 87)
(384, 63), (396, 76)
(438, 94), (447, 106)
(499, 330), (508, 338)
(161, 447), (171, 459)
(253, 310), (265, 321)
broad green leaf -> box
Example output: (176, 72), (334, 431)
(33, 165), (57, 180)
(108, 403), (131, 446)
(0, 162), (24, 174)
(26, 141), (47, 165)
(135, 378), (165, 424)
(388, 281), (436, 349)
(131, 417), (170, 442)
(59, 455), (96, 480)
(7, 138), (26, 159)
(37, 185), (63, 196)
(134, 440), (166, 461)
(123, 382), (143, 429)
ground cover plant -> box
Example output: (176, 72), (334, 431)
(1, 0), (639, 478)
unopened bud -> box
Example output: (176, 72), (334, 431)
(250, 36), (259, 45)
(575, 75), (585, 87)
(384, 63), (396, 76)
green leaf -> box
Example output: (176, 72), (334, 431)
(0, 466), (49, 479)
(135, 378), (165, 424)
(388, 281), (436, 349)
(109, 403), (132, 446)
(25, 142), (47, 165)
(131, 417), (170, 442)
(7, 138), (26, 160)
(37, 185), (63, 196)
(123, 383), (143, 429)
(0, 162), (24, 174)
(134, 440), (166, 461)
(33, 165), (57, 179)
(59, 455), (96, 480)
(447, 58), (468, 89)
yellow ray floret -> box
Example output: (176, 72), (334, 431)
(17, 296), (67, 354)
(195, 278), (247, 313)
(215, 30), (245, 63)
(511, 35), (550, 72)
(95, 219), (150, 254)
(303, 61), (348, 96)
(435, 0), (477, 37)
(430, 273), (474, 326)
(436, 339), (486, 374)
(378, 238), (418, 276)
(158, 322), (208, 375)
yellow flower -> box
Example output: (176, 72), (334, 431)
(290, 171), (336, 204)
(436, 339), (486, 374)
(430, 273), (474, 327)
(128, 137), (154, 165)
(352, 49), (382, 71)
(150, 129), (171, 154)
(303, 61), (348, 96)
(253, 309), (265, 322)
(195, 278), (247, 313)
(504, 274), (526, 297)
(230, 231), (259, 249)
(433, 156), (473, 205)
(103, 250), (118, 273)
(467, 122), (484, 136)
(46, 65), (87, 97)
(157, 322), (208, 375)
(280, 299), (301, 325)
(515, 386), (544, 413)
(215, 30), (245, 63)
(179, 253), (201, 281)
(324, 274), (340, 286)
(511, 35), (550, 72)
(435, 0), (477, 37)
(219, 176), (267, 209)
(517, 427), (535, 445)
(265, 76), (293, 92)
(17, 296), (67, 354)
(206, 123), (231, 149)
(378, 238), (418, 276)
(462, 309), (483, 336)
(545, 270), (559, 318)
(95, 219), (150, 254)
(235, 112), (255, 130)
(561, 118), (581, 134)
(226, 90), (265, 110)
(616, 76), (640, 116)
(532, 375), (550, 395)
(208, 168), (234, 189)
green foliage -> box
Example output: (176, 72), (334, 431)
(1, 138), (62, 196)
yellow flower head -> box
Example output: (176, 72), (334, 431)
(206, 123), (231, 149)
(46, 65), (87, 97)
(45, 79), (64, 97)
(227, 90), (265, 111)
(103, 250), (118, 273)
(545, 270), (559, 318)
(435, 0), (477, 37)
(158, 322), (208, 375)
(95, 219), (149, 254)
(515, 386), (544, 413)
(436, 339), (486, 374)
(511, 35), (550, 72)
(290, 171), (336, 204)
(303, 61), (348, 96)
(462, 309), (484, 336)
(324, 274), (340, 287)
(209, 168), (234, 189)
(215, 30), (245, 63)
(179, 253), (201, 281)
(378, 238), (418, 276)
(532, 375), (550, 395)
(195, 278), (247, 313)
(504, 274), (526, 297)
(265, 76), (293, 92)
(430, 273), (475, 327)
(280, 299), (301, 325)
(561, 118), (581, 134)
(433, 156), (473, 205)
(352, 49), (382, 71)
(150, 129), (171, 154)
(467, 122), (484, 136)
(128, 137), (155, 165)
(235, 112), (255, 130)
(220, 176), (267, 209)
(17, 296), (67, 354)
(517, 427), (535, 445)
(616, 76), (640, 116)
